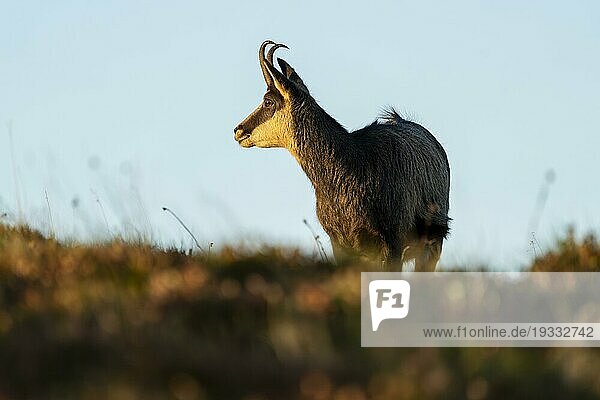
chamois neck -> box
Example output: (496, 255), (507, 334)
(291, 102), (350, 192)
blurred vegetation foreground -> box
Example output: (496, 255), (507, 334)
(1, 224), (600, 400)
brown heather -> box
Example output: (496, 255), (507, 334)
(1, 223), (600, 399)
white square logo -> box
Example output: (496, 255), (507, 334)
(369, 280), (411, 331)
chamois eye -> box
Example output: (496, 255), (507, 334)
(263, 98), (274, 108)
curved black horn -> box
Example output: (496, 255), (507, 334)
(259, 40), (275, 86)
(267, 43), (289, 65)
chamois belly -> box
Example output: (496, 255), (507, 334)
(315, 196), (383, 255)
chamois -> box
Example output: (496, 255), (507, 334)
(234, 41), (450, 271)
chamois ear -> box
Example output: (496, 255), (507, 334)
(277, 58), (309, 94)
(264, 63), (295, 98)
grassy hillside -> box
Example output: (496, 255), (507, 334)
(1, 223), (599, 400)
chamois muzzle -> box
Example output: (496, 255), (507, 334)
(234, 125), (248, 141)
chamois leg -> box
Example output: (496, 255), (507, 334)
(380, 239), (404, 271)
(331, 240), (361, 265)
(414, 239), (443, 272)
(331, 240), (346, 264)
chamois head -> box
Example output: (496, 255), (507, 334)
(234, 40), (310, 149)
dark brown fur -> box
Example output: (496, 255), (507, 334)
(235, 42), (450, 271)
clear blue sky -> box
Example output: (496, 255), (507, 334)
(1, 1), (598, 268)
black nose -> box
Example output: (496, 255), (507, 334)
(234, 126), (247, 142)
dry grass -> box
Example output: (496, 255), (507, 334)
(1, 223), (600, 399)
